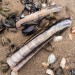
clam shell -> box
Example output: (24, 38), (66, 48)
(60, 58), (66, 69)
(48, 54), (56, 64)
(46, 69), (54, 75)
(53, 36), (63, 42)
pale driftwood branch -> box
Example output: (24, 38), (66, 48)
(16, 5), (62, 29)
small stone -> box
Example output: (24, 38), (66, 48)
(53, 36), (63, 42)
(11, 71), (18, 75)
(42, 62), (49, 68)
(48, 54), (56, 64)
(46, 69), (54, 75)
(60, 58), (66, 69)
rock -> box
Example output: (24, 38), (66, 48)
(53, 36), (63, 42)
(48, 54), (56, 64)
(11, 71), (18, 75)
(60, 58), (66, 69)
(42, 62), (49, 68)
(46, 69), (54, 75)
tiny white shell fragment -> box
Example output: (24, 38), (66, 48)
(60, 58), (66, 69)
(42, 62), (49, 67)
(68, 34), (72, 40)
(48, 54), (56, 64)
(20, 14), (25, 18)
(42, 3), (47, 8)
(11, 71), (18, 75)
(46, 69), (54, 75)
(53, 36), (63, 42)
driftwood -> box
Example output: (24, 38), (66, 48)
(16, 5), (62, 29)
(7, 18), (71, 71)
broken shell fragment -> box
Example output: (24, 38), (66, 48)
(70, 26), (75, 34)
(68, 34), (72, 40)
(60, 58), (66, 69)
(46, 69), (54, 75)
(42, 62), (49, 68)
(48, 54), (56, 64)
(53, 36), (63, 42)
(11, 71), (18, 75)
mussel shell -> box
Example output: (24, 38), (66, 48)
(71, 69), (75, 75)
(22, 25), (36, 35)
(4, 18), (16, 28)
(0, 20), (6, 32)
(55, 67), (64, 75)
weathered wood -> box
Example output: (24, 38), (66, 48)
(16, 5), (62, 29)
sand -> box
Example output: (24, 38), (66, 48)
(0, 0), (75, 75)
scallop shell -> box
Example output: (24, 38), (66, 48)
(48, 54), (56, 64)
(60, 58), (66, 69)
(46, 69), (54, 75)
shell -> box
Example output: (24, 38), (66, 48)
(60, 58), (66, 69)
(53, 36), (63, 42)
(46, 69), (54, 75)
(11, 71), (18, 75)
(68, 34), (72, 40)
(48, 54), (56, 64)
(42, 62), (49, 68)
(71, 26), (75, 34)
(42, 3), (47, 8)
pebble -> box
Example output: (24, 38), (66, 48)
(46, 69), (54, 75)
(53, 36), (63, 42)
(48, 54), (56, 64)
(42, 62), (49, 68)
(60, 58), (66, 69)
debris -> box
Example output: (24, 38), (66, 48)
(60, 58), (66, 69)
(7, 18), (72, 71)
(42, 3), (47, 8)
(16, 5), (62, 29)
(46, 69), (54, 75)
(70, 69), (75, 75)
(0, 61), (9, 73)
(7, 28), (17, 33)
(11, 71), (18, 75)
(53, 36), (63, 42)
(22, 25), (36, 35)
(1, 37), (11, 45)
(48, 54), (56, 64)
(55, 67), (64, 75)
(42, 62), (49, 68)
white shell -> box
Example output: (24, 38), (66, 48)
(48, 54), (56, 64)
(53, 36), (63, 42)
(42, 3), (47, 8)
(11, 71), (18, 75)
(20, 14), (25, 18)
(46, 69), (54, 75)
(60, 58), (66, 69)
